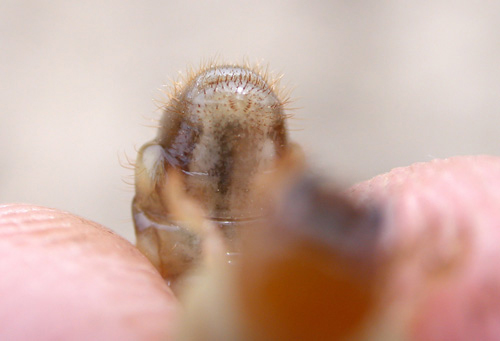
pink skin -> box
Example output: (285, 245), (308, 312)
(349, 155), (500, 340)
(0, 204), (176, 340)
(1, 155), (499, 339)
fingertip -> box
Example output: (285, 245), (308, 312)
(349, 155), (500, 244)
(0, 204), (176, 340)
(347, 156), (500, 339)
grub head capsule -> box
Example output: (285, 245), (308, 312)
(132, 64), (292, 282)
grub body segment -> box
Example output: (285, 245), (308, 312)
(133, 64), (291, 281)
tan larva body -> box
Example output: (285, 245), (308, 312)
(176, 154), (383, 340)
(133, 64), (290, 282)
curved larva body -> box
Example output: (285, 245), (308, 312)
(133, 65), (290, 281)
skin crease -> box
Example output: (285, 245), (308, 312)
(1, 155), (499, 340)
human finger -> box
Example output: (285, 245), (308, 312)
(0, 204), (177, 340)
(348, 155), (500, 339)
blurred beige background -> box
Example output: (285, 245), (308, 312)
(1, 1), (499, 241)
